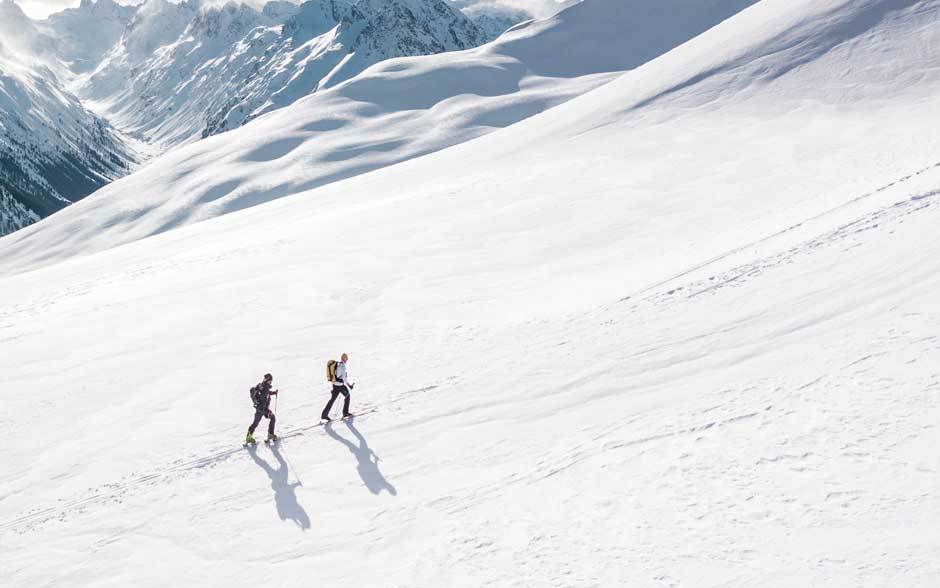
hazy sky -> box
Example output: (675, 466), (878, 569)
(16, 0), (574, 20)
(17, 0), (84, 19)
(450, 0), (576, 19)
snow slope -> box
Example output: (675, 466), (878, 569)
(3, 0), (940, 586)
(0, 0), (759, 273)
(39, 0), (137, 74)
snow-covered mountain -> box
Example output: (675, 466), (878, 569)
(0, 0), (512, 235)
(74, 0), (489, 147)
(454, 1), (532, 42)
(0, 0), (134, 236)
(4, 1), (940, 586)
(40, 0), (137, 74)
(0, 0), (759, 269)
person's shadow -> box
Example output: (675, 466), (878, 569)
(248, 443), (311, 530)
(325, 418), (397, 496)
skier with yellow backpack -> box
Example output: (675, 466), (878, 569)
(321, 353), (355, 421)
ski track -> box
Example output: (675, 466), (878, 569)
(626, 159), (940, 305)
(676, 188), (939, 302)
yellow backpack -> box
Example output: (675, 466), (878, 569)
(326, 359), (337, 382)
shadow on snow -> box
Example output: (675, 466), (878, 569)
(325, 417), (397, 496)
(248, 443), (311, 530)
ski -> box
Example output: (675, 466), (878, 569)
(322, 412), (359, 423)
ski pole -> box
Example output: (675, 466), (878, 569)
(279, 445), (303, 487)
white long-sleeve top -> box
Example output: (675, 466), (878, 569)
(335, 361), (351, 389)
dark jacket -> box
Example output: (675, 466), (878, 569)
(251, 381), (275, 411)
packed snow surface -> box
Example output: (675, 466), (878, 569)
(3, 0), (940, 586)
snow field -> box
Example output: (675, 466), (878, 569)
(2, 0), (940, 586)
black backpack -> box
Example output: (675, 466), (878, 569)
(250, 385), (262, 408)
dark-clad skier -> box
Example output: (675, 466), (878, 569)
(246, 373), (278, 444)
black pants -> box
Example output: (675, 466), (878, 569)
(249, 408), (276, 435)
(321, 386), (350, 419)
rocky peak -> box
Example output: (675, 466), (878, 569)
(261, 0), (299, 23)
(283, 0), (356, 43)
(123, 0), (199, 60)
(77, 0), (121, 13)
(351, 0), (484, 56)
(194, 2), (273, 41)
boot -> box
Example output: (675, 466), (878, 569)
(245, 432), (256, 445)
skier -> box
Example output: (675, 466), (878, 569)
(246, 373), (279, 444)
(321, 353), (354, 421)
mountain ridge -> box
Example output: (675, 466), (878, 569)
(68, 0), (494, 146)
(0, 0), (523, 235)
